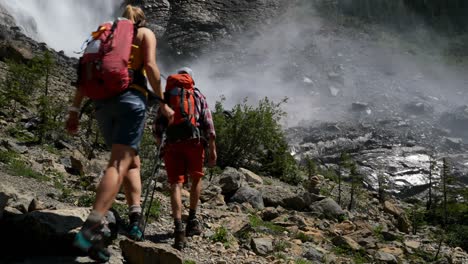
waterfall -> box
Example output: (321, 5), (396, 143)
(0, 0), (122, 56)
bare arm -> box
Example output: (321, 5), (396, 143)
(208, 135), (217, 167)
(141, 28), (162, 98)
(65, 89), (84, 134)
(141, 28), (174, 121)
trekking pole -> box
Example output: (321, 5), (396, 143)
(139, 134), (165, 238)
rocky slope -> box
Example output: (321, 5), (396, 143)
(0, 0), (467, 264)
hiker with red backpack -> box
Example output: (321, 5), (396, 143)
(153, 67), (217, 250)
(65, 5), (174, 262)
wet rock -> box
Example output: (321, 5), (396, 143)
(444, 137), (463, 149)
(405, 101), (432, 115)
(351, 102), (369, 112)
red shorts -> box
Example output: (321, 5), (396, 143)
(163, 139), (205, 184)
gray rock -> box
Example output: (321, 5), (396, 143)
(120, 239), (183, 264)
(230, 186), (264, 210)
(1, 139), (28, 154)
(303, 247), (323, 261)
(309, 198), (345, 220)
(0, 208), (89, 255)
(261, 185), (296, 208)
(239, 168), (263, 185)
(374, 251), (398, 263)
(219, 167), (245, 194)
(250, 237), (273, 256)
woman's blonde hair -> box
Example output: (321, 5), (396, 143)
(122, 5), (146, 26)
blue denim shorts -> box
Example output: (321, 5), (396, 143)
(94, 89), (147, 151)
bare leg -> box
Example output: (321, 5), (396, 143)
(123, 155), (142, 207)
(171, 183), (183, 219)
(189, 177), (202, 210)
(93, 144), (137, 215)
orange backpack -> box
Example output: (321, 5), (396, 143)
(164, 73), (200, 141)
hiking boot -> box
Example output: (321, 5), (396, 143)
(173, 229), (187, 251)
(73, 221), (111, 263)
(185, 218), (202, 237)
(127, 212), (144, 241)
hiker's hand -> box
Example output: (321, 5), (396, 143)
(161, 104), (174, 125)
(66, 112), (79, 135)
(208, 145), (217, 167)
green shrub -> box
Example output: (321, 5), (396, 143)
(274, 240), (291, 252)
(0, 150), (19, 164)
(1, 58), (42, 113)
(77, 193), (95, 207)
(249, 214), (285, 234)
(211, 226), (231, 247)
(213, 97), (301, 184)
(8, 159), (47, 181)
(295, 259), (312, 264)
(446, 225), (468, 251)
(148, 200), (161, 220)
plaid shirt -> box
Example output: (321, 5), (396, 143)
(152, 88), (216, 140)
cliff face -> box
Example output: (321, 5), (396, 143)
(133, 0), (288, 60)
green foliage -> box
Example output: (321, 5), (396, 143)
(36, 94), (67, 143)
(0, 150), (19, 164)
(211, 226), (232, 247)
(446, 225), (468, 251)
(77, 193), (95, 207)
(148, 199), (161, 220)
(410, 205), (427, 234)
(274, 240), (291, 252)
(139, 127), (159, 183)
(373, 224), (384, 241)
(274, 252), (287, 260)
(183, 261), (197, 264)
(111, 203), (128, 222)
(213, 97), (301, 184)
(249, 214), (285, 234)
(7, 159), (47, 181)
(295, 232), (314, 243)
(295, 259), (312, 264)
(6, 125), (37, 142)
(59, 187), (73, 202)
(1, 58), (43, 113)
(333, 246), (370, 263)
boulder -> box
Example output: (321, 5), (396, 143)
(120, 239), (183, 264)
(230, 186), (264, 210)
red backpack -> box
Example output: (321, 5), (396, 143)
(164, 73), (200, 141)
(77, 19), (134, 100)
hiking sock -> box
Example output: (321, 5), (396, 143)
(174, 218), (184, 231)
(128, 205), (142, 224)
(188, 209), (197, 221)
(83, 210), (104, 230)
(129, 205), (142, 215)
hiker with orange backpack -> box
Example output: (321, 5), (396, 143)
(65, 5), (174, 262)
(153, 67), (217, 250)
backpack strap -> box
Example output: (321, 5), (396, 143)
(193, 88), (205, 125)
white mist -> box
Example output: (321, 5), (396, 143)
(0, 0), (121, 56)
